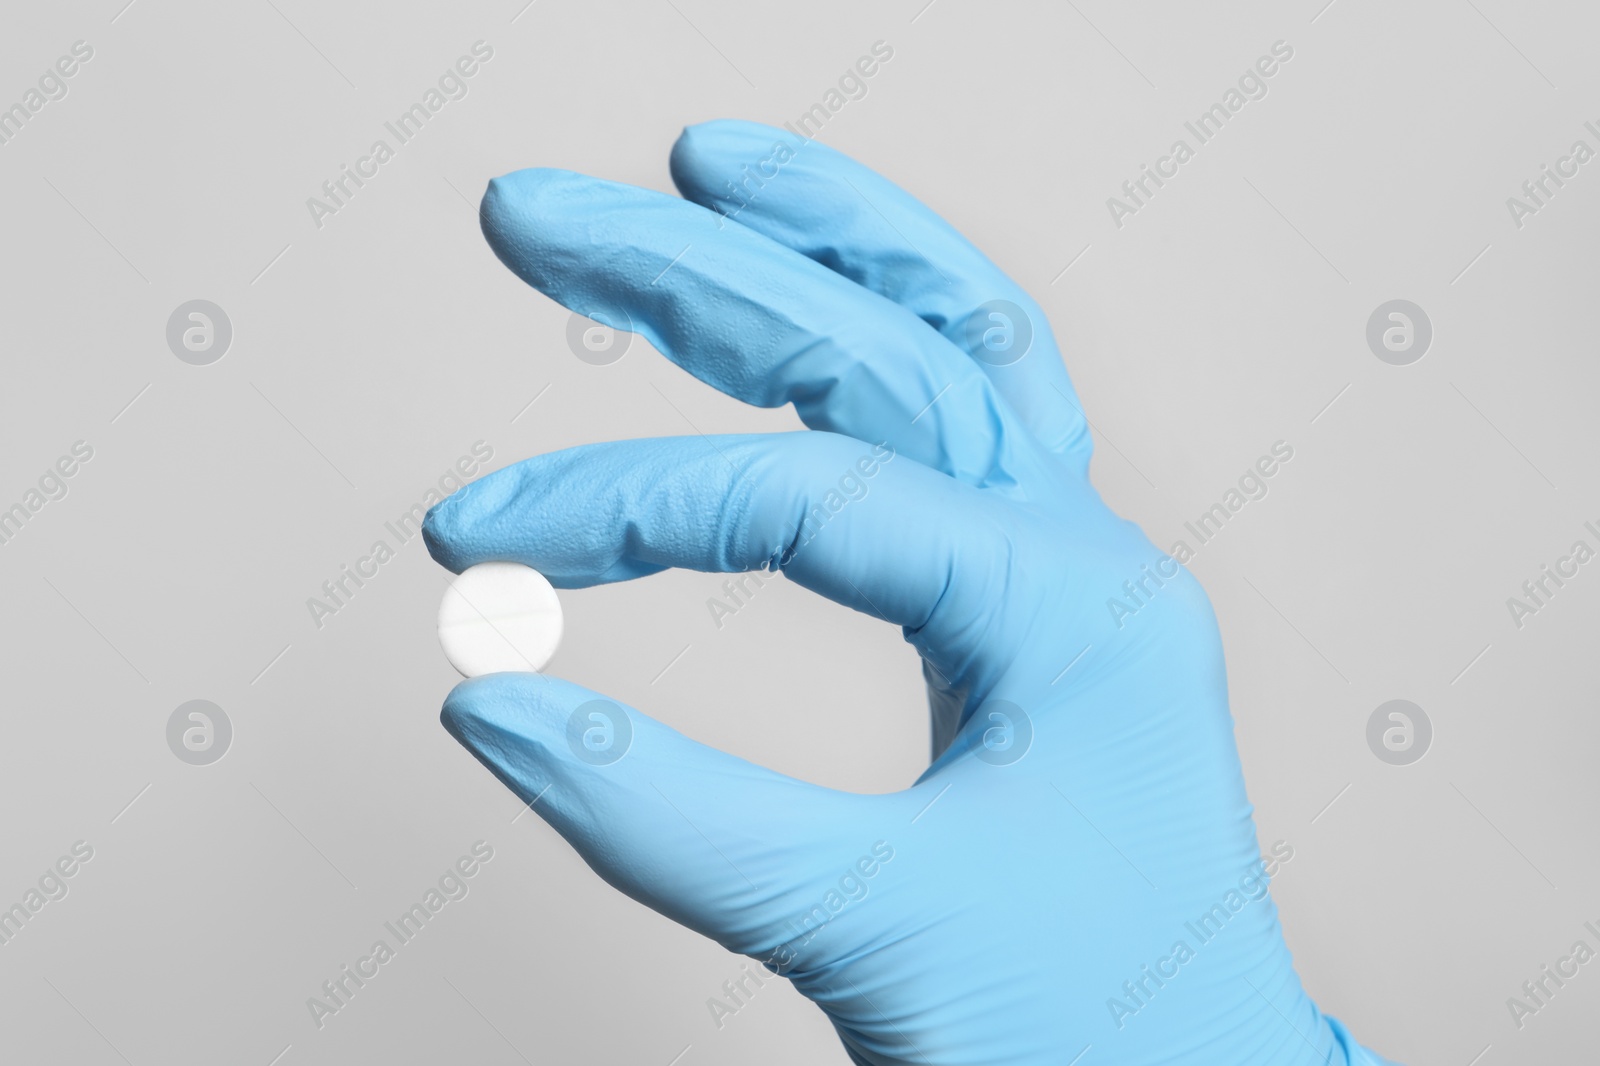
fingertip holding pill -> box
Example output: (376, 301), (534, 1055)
(438, 562), (563, 678)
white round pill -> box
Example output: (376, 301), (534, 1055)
(438, 562), (563, 677)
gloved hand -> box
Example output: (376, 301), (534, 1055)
(423, 119), (1397, 1066)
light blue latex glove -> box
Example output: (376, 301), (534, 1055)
(424, 119), (1397, 1066)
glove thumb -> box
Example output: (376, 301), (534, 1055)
(441, 673), (883, 965)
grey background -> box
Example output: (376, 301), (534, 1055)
(1, 0), (1596, 1063)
